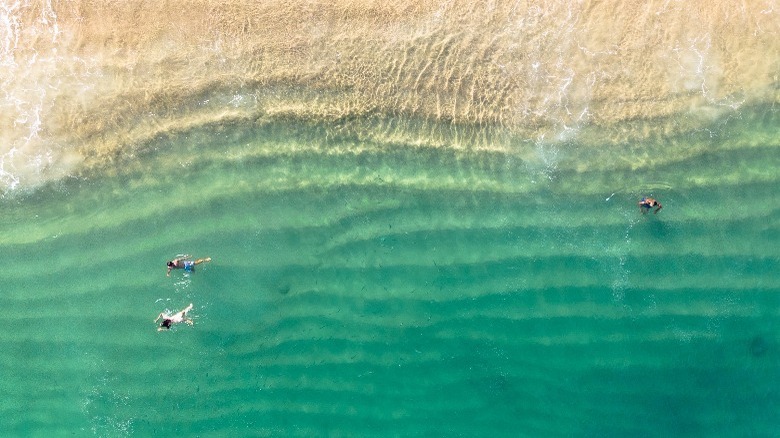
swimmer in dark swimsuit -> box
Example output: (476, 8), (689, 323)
(155, 303), (194, 331)
(638, 197), (663, 214)
(166, 255), (212, 276)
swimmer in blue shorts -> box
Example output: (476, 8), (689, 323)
(167, 255), (211, 276)
(638, 196), (662, 214)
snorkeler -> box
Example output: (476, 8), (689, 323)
(166, 255), (211, 276)
(155, 303), (194, 331)
(638, 197), (663, 214)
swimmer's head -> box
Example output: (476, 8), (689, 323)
(167, 261), (174, 267)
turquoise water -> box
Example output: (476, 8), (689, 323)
(1, 105), (778, 435)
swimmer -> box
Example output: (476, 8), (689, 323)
(638, 197), (663, 214)
(166, 255), (211, 276)
(155, 303), (194, 331)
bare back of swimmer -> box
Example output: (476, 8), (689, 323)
(638, 197), (662, 214)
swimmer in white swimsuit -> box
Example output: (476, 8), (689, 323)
(155, 303), (194, 331)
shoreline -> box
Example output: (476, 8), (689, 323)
(2, 1), (778, 191)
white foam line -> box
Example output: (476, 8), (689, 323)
(0, 4), (19, 57)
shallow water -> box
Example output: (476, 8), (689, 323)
(1, 1), (779, 436)
(3, 107), (778, 435)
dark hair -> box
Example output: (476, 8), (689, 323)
(167, 261), (174, 267)
(160, 319), (172, 329)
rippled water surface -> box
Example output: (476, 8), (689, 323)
(1, 1), (778, 435)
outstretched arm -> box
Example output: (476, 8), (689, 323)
(654, 203), (663, 214)
(154, 312), (165, 323)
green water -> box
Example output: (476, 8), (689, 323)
(1, 107), (778, 436)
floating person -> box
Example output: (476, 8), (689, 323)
(155, 303), (194, 331)
(166, 255), (211, 276)
(638, 196), (663, 214)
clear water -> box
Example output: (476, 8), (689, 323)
(3, 107), (778, 435)
(1, 2), (778, 436)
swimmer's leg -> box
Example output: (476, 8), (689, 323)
(182, 303), (194, 325)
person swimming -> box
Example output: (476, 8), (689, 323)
(166, 255), (211, 276)
(638, 196), (663, 214)
(154, 303), (194, 331)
